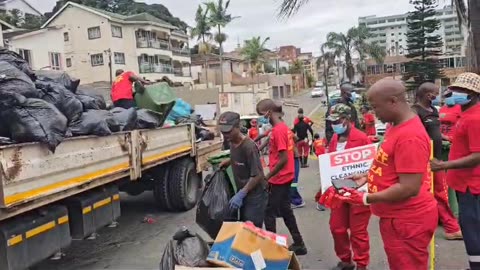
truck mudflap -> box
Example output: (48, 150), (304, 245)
(64, 185), (120, 240)
(0, 205), (71, 270)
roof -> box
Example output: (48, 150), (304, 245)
(0, 17), (16, 30)
(0, 0), (42, 16)
(41, 1), (181, 31)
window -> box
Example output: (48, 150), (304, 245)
(18, 49), (32, 66)
(66, 58), (72, 67)
(90, 53), (104, 66)
(234, 93), (241, 105)
(114, 52), (125, 64)
(63, 32), (69, 41)
(391, 33), (395, 36)
(49, 52), (62, 70)
(88, 26), (101, 39)
(388, 19), (395, 23)
(111, 25), (122, 38)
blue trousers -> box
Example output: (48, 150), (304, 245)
(291, 157), (303, 205)
(457, 189), (480, 270)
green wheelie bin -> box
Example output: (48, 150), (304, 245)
(442, 141), (459, 217)
(207, 150), (238, 193)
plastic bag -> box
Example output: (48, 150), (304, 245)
(0, 61), (40, 98)
(0, 48), (36, 80)
(36, 80), (83, 123)
(0, 92), (67, 152)
(136, 109), (163, 129)
(174, 230), (210, 267)
(167, 98), (192, 122)
(35, 70), (80, 93)
(159, 240), (176, 270)
(69, 110), (119, 136)
(76, 90), (107, 111)
(196, 171), (236, 239)
(110, 107), (137, 131)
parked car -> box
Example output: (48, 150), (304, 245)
(315, 81), (324, 88)
(311, 87), (325, 98)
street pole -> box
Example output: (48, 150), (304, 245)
(105, 49), (112, 85)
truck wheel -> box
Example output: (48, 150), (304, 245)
(168, 158), (201, 211)
(152, 165), (173, 211)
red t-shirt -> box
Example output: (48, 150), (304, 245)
(439, 105), (461, 138)
(328, 126), (370, 152)
(248, 127), (259, 140)
(363, 113), (376, 136)
(313, 139), (327, 156)
(111, 71), (134, 102)
(447, 104), (480, 194)
(368, 117), (437, 218)
(268, 122), (295, 185)
(293, 116), (312, 126)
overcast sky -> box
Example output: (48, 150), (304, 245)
(28, 0), (449, 55)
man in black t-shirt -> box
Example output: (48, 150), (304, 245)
(412, 82), (462, 240)
(218, 112), (267, 227)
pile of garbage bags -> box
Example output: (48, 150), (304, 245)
(0, 49), (166, 152)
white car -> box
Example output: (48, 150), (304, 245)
(311, 87), (324, 98)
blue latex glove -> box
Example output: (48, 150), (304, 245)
(229, 190), (247, 210)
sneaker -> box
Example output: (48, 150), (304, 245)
(316, 203), (326, 211)
(445, 231), (463, 240)
(331, 262), (355, 270)
(288, 243), (308, 256)
(291, 201), (306, 209)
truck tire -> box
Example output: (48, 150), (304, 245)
(168, 158), (201, 211)
(152, 165), (173, 211)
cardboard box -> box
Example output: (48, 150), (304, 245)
(207, 222), (301, 270)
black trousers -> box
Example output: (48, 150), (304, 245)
(241, 190), (268, 228)
(264, 181), (304, 244)
(114, 99), (136, 109)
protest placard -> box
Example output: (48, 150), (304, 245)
(318, 143), (379, 193)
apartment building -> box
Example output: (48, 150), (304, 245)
(298, 52), (318, 81)
(278, 45), (299, 62)
(6, 2), (192, 85)
(358, 5), (464, 57)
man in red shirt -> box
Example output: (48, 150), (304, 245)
(439, 101), (461, 142)
(431, 72), (480, 270)
(256, 99), (307, 256)
(335, 79), (438, 270)
(360, 106), (376, 136)
(293, 108), (314, 126)
(111, 69), (149, 109)
(248, 118), (259, 141)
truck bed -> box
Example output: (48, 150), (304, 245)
(0, 124), (222, 220)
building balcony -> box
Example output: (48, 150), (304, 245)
(174, 68), (191, 77)
(136, 38), (171, 50)
(172, 47), (190, 56)
(139, 63), (173, 74)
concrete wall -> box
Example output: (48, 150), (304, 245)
(219, 90), (271, 115)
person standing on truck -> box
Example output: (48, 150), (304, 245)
(412, 82), (462, 240)
(325, 83), (360, 143)
(111, 69), (150, 109)
(431, 73), (480, 270)
(292, 115), (314, 168)
(320, 104), (372, 270)
(218, 111), (267, 228)
(335, 79), (438, 270)
(256, 99), (308, 256)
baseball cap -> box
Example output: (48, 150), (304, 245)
(218, 111), (240, 133)
(327, 103), (352, 121)
(446, 72), (480, 95)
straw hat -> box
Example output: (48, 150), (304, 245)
(449, 72), (480, 94)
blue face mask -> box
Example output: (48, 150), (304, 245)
(259, 116), (269, 125)
(445, 96), (456, 106)
(451, 92), (471, 105)
(432, 96), (440, 106)
(348, 93), (357, 103)
(332, 123), (347, 134)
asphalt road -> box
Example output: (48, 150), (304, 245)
(34, 92), (469, 270)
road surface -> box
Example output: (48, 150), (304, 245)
(34, 92), (468, 270)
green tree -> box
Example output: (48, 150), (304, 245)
(240, 36), (270, 89)
(205, 0), (238, 92)
(289, 59), (303, 74)
(278, 0), (310, 18)
(190, 5), (213, 86)
(324, 25), (385, 83)
(0, 9), (44, 29)
(317, 45), (338, 105)
(402, 0), (444, 91)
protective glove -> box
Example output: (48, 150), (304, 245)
(337, 187), (370, 206)
(318, 187), (343, 209)
(229, 190), (247, 210)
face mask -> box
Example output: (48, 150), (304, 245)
(451, 92), (471, 105)
(259, 116), (269, 125)
(431, 96), (440, 106)
(445, 96), (455, 106)
(332, 123), (347, 134)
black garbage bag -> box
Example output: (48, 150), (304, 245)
(159, 240), (176, 270)
(35, 70), (80, 92)
(76, 91), (107, 111)
(0, 92), (67, 152)
(174, 230), (210, 267)
(136, 109), (163, 129)
(0, 48), (36, 80)
(110, 107), (137, 131)
(0, 62), (40, 98)
(36, 80), (83, 123)
(69, 110), (120, 136)
(196, 171), (237, 239)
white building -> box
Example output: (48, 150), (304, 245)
(358, 5), (464, 57)
(6, 2), (192, 85)
(0, 0), (41, 17)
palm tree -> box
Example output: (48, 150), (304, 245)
(190, 5), (212, 86)
(240, 36), (270, 89)
(278, 0), (310, 18)
(205, 0), (238, 92)
(324, 25), (385, 83)
(289, 59), (304, 74)
(317, 45), (338, 105)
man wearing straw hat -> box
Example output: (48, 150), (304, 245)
(431, 72), (480, 270)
